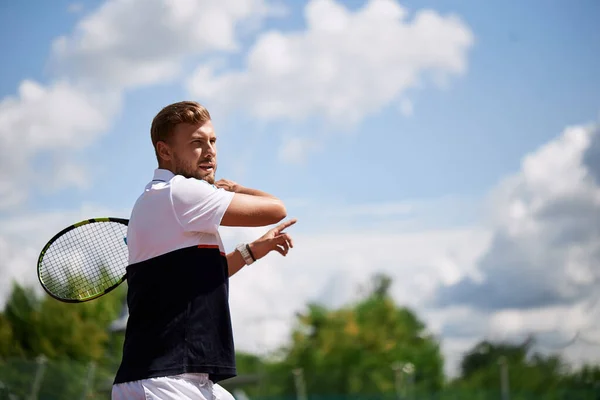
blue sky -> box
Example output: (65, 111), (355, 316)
(1, 0), (599, 375)
(2, 0), (599, 219)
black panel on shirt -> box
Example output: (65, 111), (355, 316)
(113, 246), (236, 384)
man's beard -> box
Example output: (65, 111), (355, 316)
(172, 155), (216, 184)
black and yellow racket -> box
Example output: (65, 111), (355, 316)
(37, 217), (129, 303)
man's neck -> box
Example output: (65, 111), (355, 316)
(157, 163), (174, 173)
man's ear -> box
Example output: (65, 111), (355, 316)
(156, 141), (172, 162)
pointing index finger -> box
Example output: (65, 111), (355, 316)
(276, 218), (297, 232)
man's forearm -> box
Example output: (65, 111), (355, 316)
(226, 250), (245, 277)
(216, 179), (280, 200)
(237, 186), (278, 199)
(226, 243), (256, 277)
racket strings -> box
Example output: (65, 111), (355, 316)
(39, 221), (128, 300)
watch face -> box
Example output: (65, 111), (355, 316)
(236, 244), (251, 264)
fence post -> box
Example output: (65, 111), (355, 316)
(498, 356), (510, 400)
(292, 368), (307, 400)
(80, 361), (96, 400)
(391, 362), (404, 400)
(29, 355), (47, 400)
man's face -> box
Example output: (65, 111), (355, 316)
(166, 120), (218, 184)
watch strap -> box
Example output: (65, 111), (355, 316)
(236, 243), (254, 265)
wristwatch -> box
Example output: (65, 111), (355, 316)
(236, 243), (255, 265)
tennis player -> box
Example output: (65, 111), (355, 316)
(111, 101), (296, 399)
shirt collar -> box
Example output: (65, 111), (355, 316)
(152, 168), (175, 182)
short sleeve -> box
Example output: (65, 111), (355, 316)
(170, 177), (235, 234)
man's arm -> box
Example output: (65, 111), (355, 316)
(172, 176), (288, 233)
(226, 248), (248, 278)
(215, 179), (277, 199)
(235, 187), (277, 199)
(226, 219), (296, 277)
(170, 177), (295, 276)
(216, 179), (287, 227)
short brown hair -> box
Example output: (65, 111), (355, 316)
(150, 101), (211, 160)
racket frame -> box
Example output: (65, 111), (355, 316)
(37, 217), (130, 303)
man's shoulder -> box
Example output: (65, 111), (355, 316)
(130, 178), (172, 211)
(170, 176), (226, 201)
(171, 175), (217, 188)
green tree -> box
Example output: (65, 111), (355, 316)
(2, 283), (37, 357)
(450, 337), (600, 399)
(262, 273), (444, 396)
(0, 313), (16, 357)
(0, 280), (126, 398)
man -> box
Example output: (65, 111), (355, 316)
(112, 101), (296, 399)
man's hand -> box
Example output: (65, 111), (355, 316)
(249, 218), (297, 259)
(226, 218), (297, 277)
(216, 179), (278, 200)
(215, 179), (241, 193)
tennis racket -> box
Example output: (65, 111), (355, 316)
(37, 217), (129, 303)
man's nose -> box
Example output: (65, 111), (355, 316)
(205, 145), (216, 157)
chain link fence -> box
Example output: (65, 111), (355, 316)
(0, 357), (113, 399)
(0, 357), (598, 400)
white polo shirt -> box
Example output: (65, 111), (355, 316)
(113, 168), (238, 385)
(126, 168), (234, 264)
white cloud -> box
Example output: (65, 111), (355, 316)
(1, 0), (281, 211)
(0, 236), (39, 310)
(436, 123), (600, 311)
(277, 136), (322, 165)
(44, 160), (92, 192)
(187, 0), (474, 126)
(487, 305), (593, 339)
(0, 0), (281, 211)
(429, 122), (600, 373)
(0, 0), (287, 207)
(0, 80), (120, 210)
(50, 0), (281, 89)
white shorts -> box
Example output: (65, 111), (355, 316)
(111, 373), (236, 400)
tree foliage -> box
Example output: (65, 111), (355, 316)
(0, 273), (598, 399)
(0, 281), (126, 398)
(451, 337), (600, 398)
(258, 273), (444, 396)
